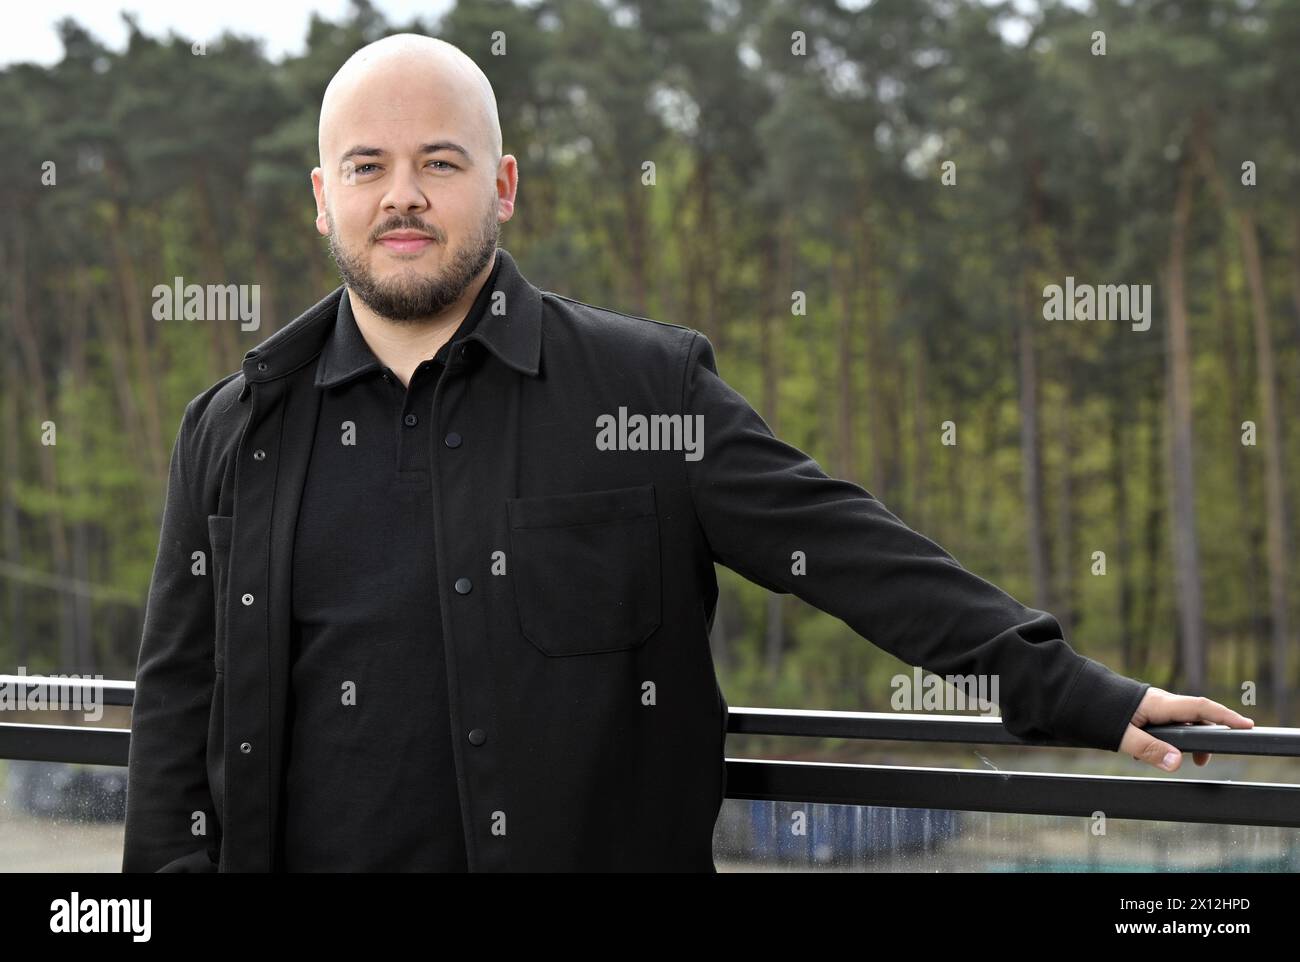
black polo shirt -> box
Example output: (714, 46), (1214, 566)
(276, 253), (502, 871)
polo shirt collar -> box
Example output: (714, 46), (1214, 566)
(313, 288), (384, 389)
(316, 248), (514, 389)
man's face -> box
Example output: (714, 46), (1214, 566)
(311, 60), (513, 322)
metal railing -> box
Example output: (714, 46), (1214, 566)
(2, 675), (1298, 829)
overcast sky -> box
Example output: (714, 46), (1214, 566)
(1, 0), (457, 67)
(2, 0), (1066, 68)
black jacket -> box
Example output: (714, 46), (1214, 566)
(122, 247), (1149, 872)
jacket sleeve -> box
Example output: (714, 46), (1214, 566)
(679, 332), (1149, 751)
(122, 400), (221, 872)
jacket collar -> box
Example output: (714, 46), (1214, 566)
(239, 247), (542, 400)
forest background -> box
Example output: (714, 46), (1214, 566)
(2, 0), (1297, 734)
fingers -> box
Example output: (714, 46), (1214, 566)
(1190, 696), (1254, 728)
(1184, 723), (1212, 765)
(1153, 693), (1254, 728)
(1123, 725), (1183, 771)
(1123, 691), (1254, 772)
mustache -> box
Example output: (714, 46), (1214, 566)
(369, 217), (444, 243)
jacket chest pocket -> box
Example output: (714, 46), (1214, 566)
(506, 483), (661, 656)
(207, 514), (233, 672)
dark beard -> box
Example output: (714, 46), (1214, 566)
(326, 204), (499, 323)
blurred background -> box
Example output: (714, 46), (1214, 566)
(1, 0), (1298, 870)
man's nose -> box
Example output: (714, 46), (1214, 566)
(380, 165), (429, 214)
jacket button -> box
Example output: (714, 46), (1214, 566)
(241, 593), (254, 606)
(404, 413), (418, 427)
(253, 449), (266, 461)
(454, 577), (472, 594)
(444, 431), (462, 448)
(256, 362), (268, 372)
(240, 742), (252, 754)
(468, 729), (486, 746)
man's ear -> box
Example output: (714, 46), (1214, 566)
(497, 154), (519, 220)
(310, 167), (328, 236)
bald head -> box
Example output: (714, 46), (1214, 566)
(317, 33), (502, 173)
(310, 33), (517, 327)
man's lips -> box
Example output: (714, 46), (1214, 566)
(376, 232), (436, 253)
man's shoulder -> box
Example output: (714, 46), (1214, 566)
(179, 370), (248, 458)
(177, 283), (343, 445)
(539, 289), (701, 366)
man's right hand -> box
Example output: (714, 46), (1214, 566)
(1119, 686), (1254, 771)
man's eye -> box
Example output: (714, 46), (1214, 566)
(428, 160), (457, 171)
(354, 163), (378, 174)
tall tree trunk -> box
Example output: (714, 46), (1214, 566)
(834, 237), (856, 482)
(1237, 210), (1292, 723)
(1136, 389), (1167, 683)
(1020, 156), (1054, 615)
(61, 281), (95, 671)
(1214, 235), (1268, 691)
(1164, 154), (1206, 693)
(2, 317), (26, 666)
(703, 167), (722, 354)
(1017, 295), (1052, 613)
(1055, 369), (1077, 642)
(1107, 362), (1134, 672)
(909, 331), (929, 530)
(762, 223), (790, 678)
(1289, 211), (1300, 349)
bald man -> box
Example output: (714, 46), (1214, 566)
(311, 34), (512, 383)
(123, 33), (1252, 874)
